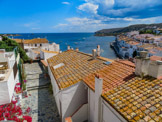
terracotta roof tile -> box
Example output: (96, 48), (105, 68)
(41, 49), (59, 54)
(41, 60), (48, 67)
(83, 60), (135, 93)
(47, 50), (111, 89)
(32, 50), (40, 54)
(150, 56), (162, 61)
(23, 38), (48, 44)
(13, 39), (23, 43)
(103, 76), (162, 121)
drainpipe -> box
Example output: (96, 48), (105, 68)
(94, 74), (103, 122)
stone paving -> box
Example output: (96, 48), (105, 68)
(21, 62), (61, 122)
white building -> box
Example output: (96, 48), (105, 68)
(40, 49), (59, 61)
(126, 31), (139, 38)
(0, 49), (20, 105)
(14, 38), (60, 59)
(116, 35), (140, 58)
(47, 49), (161, 122)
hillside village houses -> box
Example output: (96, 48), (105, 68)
(153, 28), (162, 35)
(114, 32), (162, 58)
(0, 48), (21, 105)
(47, 46), (162, 122)
(115, 35), (141, 58)
(13, 38), (60, 60)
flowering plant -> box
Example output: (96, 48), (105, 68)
(15, 86), (22, 94)
(0, 99), (32, 122)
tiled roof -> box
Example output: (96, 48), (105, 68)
(41, 49), (59, 54)
(13, 39), (23, 43)
(32, 50), (40, 54)
(150, 56), (162, 61)
(119, 60), (135, 67)
(41, 60), (48, 67)
(118, 35), (135, 43)
(83, 61), (135, 93)
(103, 76), (162, 122)
(23, 38), (48, 44)
(47, 50), (111, 89)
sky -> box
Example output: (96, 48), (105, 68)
(0, 0), (162, 33)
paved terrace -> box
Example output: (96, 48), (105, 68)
(21, 62), (61, 122)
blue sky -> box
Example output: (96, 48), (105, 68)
(0, 0), (162, 33)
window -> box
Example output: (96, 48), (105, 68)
(35, 44), (37, 47)
(40, 44), (42, 47)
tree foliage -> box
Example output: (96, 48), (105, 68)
(0, 36), (29, 61)
(139, 29), (156, 34)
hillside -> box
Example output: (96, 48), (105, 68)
(95, 23), (162, 36)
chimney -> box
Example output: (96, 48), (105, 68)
(135, 51), (162, 79)
(148, 60), (162, 79)
(67, 46), (70, 50)
(92, 49), (97, 59)
(76, 48), (79, 52)
(97, 45), (100, 57)
(135, 51), (150, 76)
(94, 74), (103, 122)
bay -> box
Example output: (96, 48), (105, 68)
(11, 33), (117, 59)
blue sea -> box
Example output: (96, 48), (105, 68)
(11, 33), (117, 59)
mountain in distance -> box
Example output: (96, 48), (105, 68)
(95, 23), (162, 36)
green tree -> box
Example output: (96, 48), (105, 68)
(0, 36), (29, 61)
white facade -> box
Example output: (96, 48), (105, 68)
(87, 88), (126, 122)
(48, 66), (88, 122)
(25, 42), (60, 60)
(48, 62), (127, 122)
(40, 51), (58, 61)
(48, 43), (60, 52)
(28, 49), (40, 60)
(24, 43), (59, 52)
(0, 50), (20, 105)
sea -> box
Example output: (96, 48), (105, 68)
(11, 33), (117, 59)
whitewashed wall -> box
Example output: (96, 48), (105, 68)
(71, 103), (88, 122)
(89, 89), (95, 122)
(24, 43), (49, 49)
(7, 70), (18, 101)
(102, 101), (126, 122)
(48, 66), (61, 114)
(40, 51), (44, 60)
(61, 82), (88, 122)
(7, 54), (15, 68)
(88, 88), (126, 122)
(0, 69), (14, 105)
(0, 81), (10, 105)
(44, 53), (57, 60)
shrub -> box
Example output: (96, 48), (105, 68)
(0, 36), (29, 61)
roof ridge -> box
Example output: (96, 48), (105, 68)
(116, 60), (135, 68)
(72, 50), (114, 62)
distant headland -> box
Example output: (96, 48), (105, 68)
(95, 23), (162, 36)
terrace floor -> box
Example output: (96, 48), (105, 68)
(21, 62), (61, 122)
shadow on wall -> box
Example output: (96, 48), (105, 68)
(37, 63), (61, 122)
(63, 82), (88, 121)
